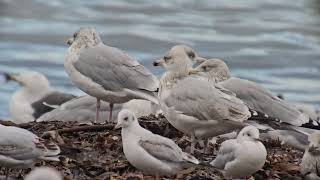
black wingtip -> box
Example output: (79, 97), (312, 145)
(301, 118), (320, 130)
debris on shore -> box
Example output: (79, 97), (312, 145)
(0, 115), (304, 179)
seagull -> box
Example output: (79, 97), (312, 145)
(0, 124), (60, 179)
(25, 167), (62, 180)
(210, 126), (267, 178)
(153, 45), (251, 154)
(6, 71), (76, 124)
(260, 129), (309, 151)
(114, 109), (199, 177)
(188, 58), (320, 129)
(65, 27), (159, 123)
(37, 95), (160, 123)
(300, 131), (320, 177)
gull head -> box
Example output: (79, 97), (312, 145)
(115, 109), (137, 129)
(308, 132), (320, 154)
(237, 126), (261, 142)
(6, 71), (50, 90)
(67, 27), (102, 48)
(153, 45), (204, 73)
(188, 58), (231, 82)
(25, 167), (62, 180)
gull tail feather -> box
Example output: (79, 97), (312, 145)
(126, 88), (159, 105)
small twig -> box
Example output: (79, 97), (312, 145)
(0, 120), (33, 129)
(42, 124), (115, 137)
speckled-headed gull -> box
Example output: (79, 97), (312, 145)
(65, 27), (159, 123)
(0, 124), (60, 179)
(188, 58), (320, 129)
(210, 126), (267, 178)
(153, 45), (251, 154)
(300, 131), (320, 177)
(37, 95), (160, 123)
(25, 167), (62, 180)
(115, 109), (199, 177)
(6, 71), (75, 124)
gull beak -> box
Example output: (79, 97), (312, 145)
(188, 69), (200, 75)
(153, 59), (164, 67)
(114, 121), (122, 130)
(4, 73), (18, 82)
(194, 56), (207, 64)
(254, 138), (262, 142)
(66, 38), (74, 46)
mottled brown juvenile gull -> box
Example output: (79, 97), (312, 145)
(115, 109), (199, 177)
(153, 46), (251, 154)
(188, 58), (320, 129)
(37, 95), (160, 123)
(65, 27), (159, 123)
(300, 132), (320, 177)
(6, 71), (75, 124)
(25, 167), (62, 180)
(0, 124), (60, 179)
(210, 126), (267, 178)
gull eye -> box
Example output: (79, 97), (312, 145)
(163, 56), (171, 62)
(247, 133), (251, 137)
(124, 117), (128, 121)
(187, 51), (195, 59)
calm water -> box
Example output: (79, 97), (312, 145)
(1, 0), (320, 119)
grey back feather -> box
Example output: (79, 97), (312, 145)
(163, 77), (250, 122)
(219, 77), (308, 126)
(74, 44), (158, 92)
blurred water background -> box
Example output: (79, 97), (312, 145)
(0, 0), (320, 120)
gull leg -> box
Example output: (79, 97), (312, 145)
(190, 134), (196, 154)
(156, 174), (160, 180)
(5, 168), (9, 180)
(108, 103), (114, 124)
(95, 98), (101, 123)
(203, 139), (210, 154)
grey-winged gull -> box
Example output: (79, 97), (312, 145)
(188, 58), (320, 129)
(210, 126), (267, 178)
(25, 167), (62, 180)
(6, 71), (76, 124)
(65, 27), (159, 123)
(114, 109), (199, 177)
(0, 124), (60, 179)
(153, 45), (251, 154)
(37, 95), (160, 123)
(300, 131), (320, 177)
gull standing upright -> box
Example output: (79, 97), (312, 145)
(65, 27), (159, 123)
(115, 109), (199, 177)
(188, 58), (320, 129)
(0, 124), (60, 179)
(153, 45), (251, 154)
(210, 126), (267, 178)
